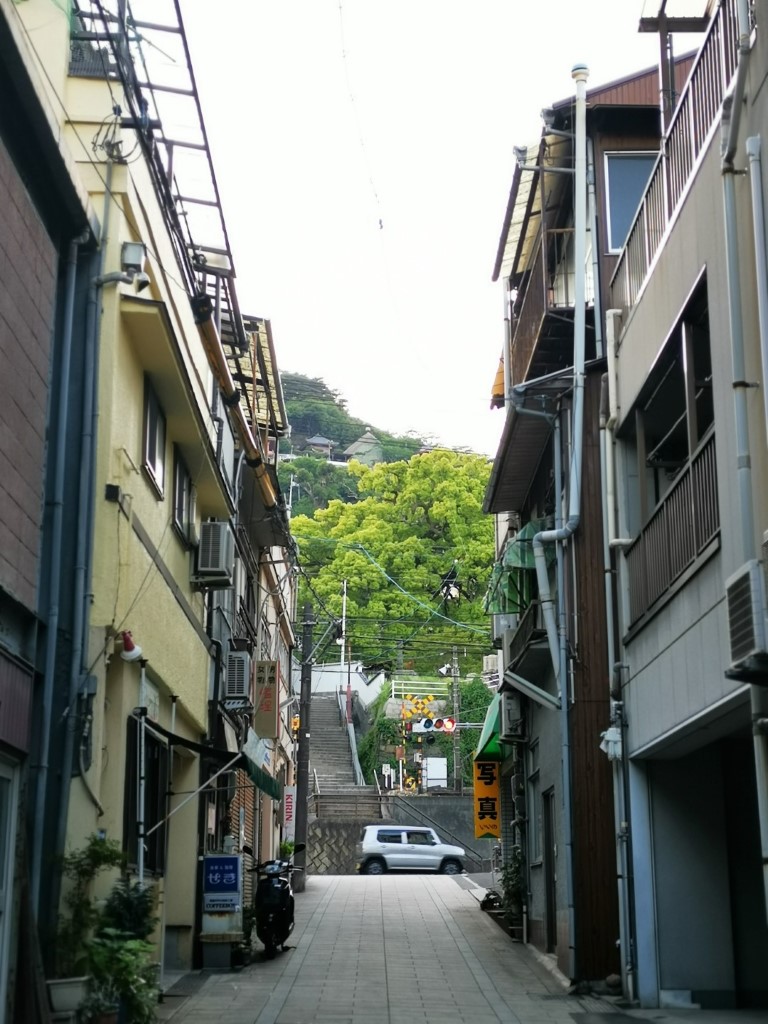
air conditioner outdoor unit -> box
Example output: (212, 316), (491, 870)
(193, 521), (235, 585)
(225, 651), (252, 700)
(500, 691), (524, 742)
(725, 560), (768, 666)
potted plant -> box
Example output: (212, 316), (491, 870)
(88, 928), (159, 1024)
(80, 978), (120, 1024)
(47, 834), (124, 1014)
(83, 875), (159, 1023)
(500, 844), (525, 930)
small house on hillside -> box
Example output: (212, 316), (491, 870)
(303, 434), (336, 458)
(343, 428), (384, 466)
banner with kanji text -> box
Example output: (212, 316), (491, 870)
(473, 761), (501, 839)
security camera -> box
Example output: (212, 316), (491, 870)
(134, 271), (151, 293)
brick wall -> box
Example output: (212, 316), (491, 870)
(0, 134), (57, 612)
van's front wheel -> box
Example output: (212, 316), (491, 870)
(440, 860), (462, 875)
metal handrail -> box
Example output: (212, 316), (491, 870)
(336, 689), (366, 787)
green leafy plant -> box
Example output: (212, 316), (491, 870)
(56, 834), (125, 977)
(279, 840), (295, 859)
(500, 844), (525, 922)
(88, 928), (158, 1024)
(100, 877), (157, 939)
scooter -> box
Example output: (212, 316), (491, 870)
(253, 842), (305, 958)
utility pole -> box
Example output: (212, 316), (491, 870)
(293, 603), (313, 893)
(452, 646), (462, 794)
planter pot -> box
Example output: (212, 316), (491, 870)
(94, 1011), (119, 1024)
(46, 976), (89, 1012)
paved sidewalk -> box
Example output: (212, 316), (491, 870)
(156, 874), (768, 1024)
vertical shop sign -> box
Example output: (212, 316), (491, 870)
(473, 761), (501, 839)
(253, 661), (279, 739)
(283, 785), (296, 842)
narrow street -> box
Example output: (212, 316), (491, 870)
(155, 874), (768, 1024)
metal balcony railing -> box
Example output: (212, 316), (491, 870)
(610, 0), (743, 316)
(625, 431), (719, 625)
(509, 227), (578, 384)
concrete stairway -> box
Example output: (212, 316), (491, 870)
(308, 694), (381, 820)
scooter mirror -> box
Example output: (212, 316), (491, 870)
(242, 844), (254, 857)
(293, 842), (306, 854)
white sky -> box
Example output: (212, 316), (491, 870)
(182, 2), (676, 457)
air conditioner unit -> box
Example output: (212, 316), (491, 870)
(225, 651), (252, 700)
(499, 691), (523, 742)
(725, 560), (768, 666)
(493, 613), (517, 643)
(192, 521), (235, 585)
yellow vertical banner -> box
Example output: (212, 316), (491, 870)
(473, 761), (501, 839)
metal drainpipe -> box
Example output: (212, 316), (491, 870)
(31, 230), (88, 914)
(745, 134), (768, 922)
(532, 62), (588, 984)
(599, 374), (635, 1002)
(721, 0), (768, 924)
(554, 413), (577, 981)
(746, 137), (768, 459)
(503, 283), (513, 402)
(53, 161), (115, 877)
(587, 137), (604, 359)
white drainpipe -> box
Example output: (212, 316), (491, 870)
(744, 134), (768, 923)
(532, 63), (589, 982)
(533, 63), (588, 681)
(721, 0), (768, 925)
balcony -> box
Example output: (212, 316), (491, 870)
(610, 0), (743, 316)
(625, 431), (719, 627)
(509, 227), (595, 386)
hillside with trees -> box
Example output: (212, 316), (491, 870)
(281, 372), (428, 462)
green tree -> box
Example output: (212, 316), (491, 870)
(287, 456), (359, 516)
(292, 449), (494, 674)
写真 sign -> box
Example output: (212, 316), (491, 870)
(473, 761), (501, 840)
(203, 854), (241, 913)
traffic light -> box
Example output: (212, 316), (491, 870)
(412, 716), (456, 735)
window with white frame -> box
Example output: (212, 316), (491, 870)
(142, 378), (166, 496)
(621, 275), (713, 531)
(172, 446), (194, 544)
(604, 151), (657, 252)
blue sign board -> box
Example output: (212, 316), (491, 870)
(203, 854), (241, 913)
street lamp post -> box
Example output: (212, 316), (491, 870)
(452, 647), (462, 794)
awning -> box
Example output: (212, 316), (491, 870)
(483, 368), (575, 515)
(147, 720), (282, 800)
(491, 354), (505, 409)
(474, 693), (509, 762)
(242, 728), (282, 801)
(503, 518), (552, 569)
(503, 670), (561, 710)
